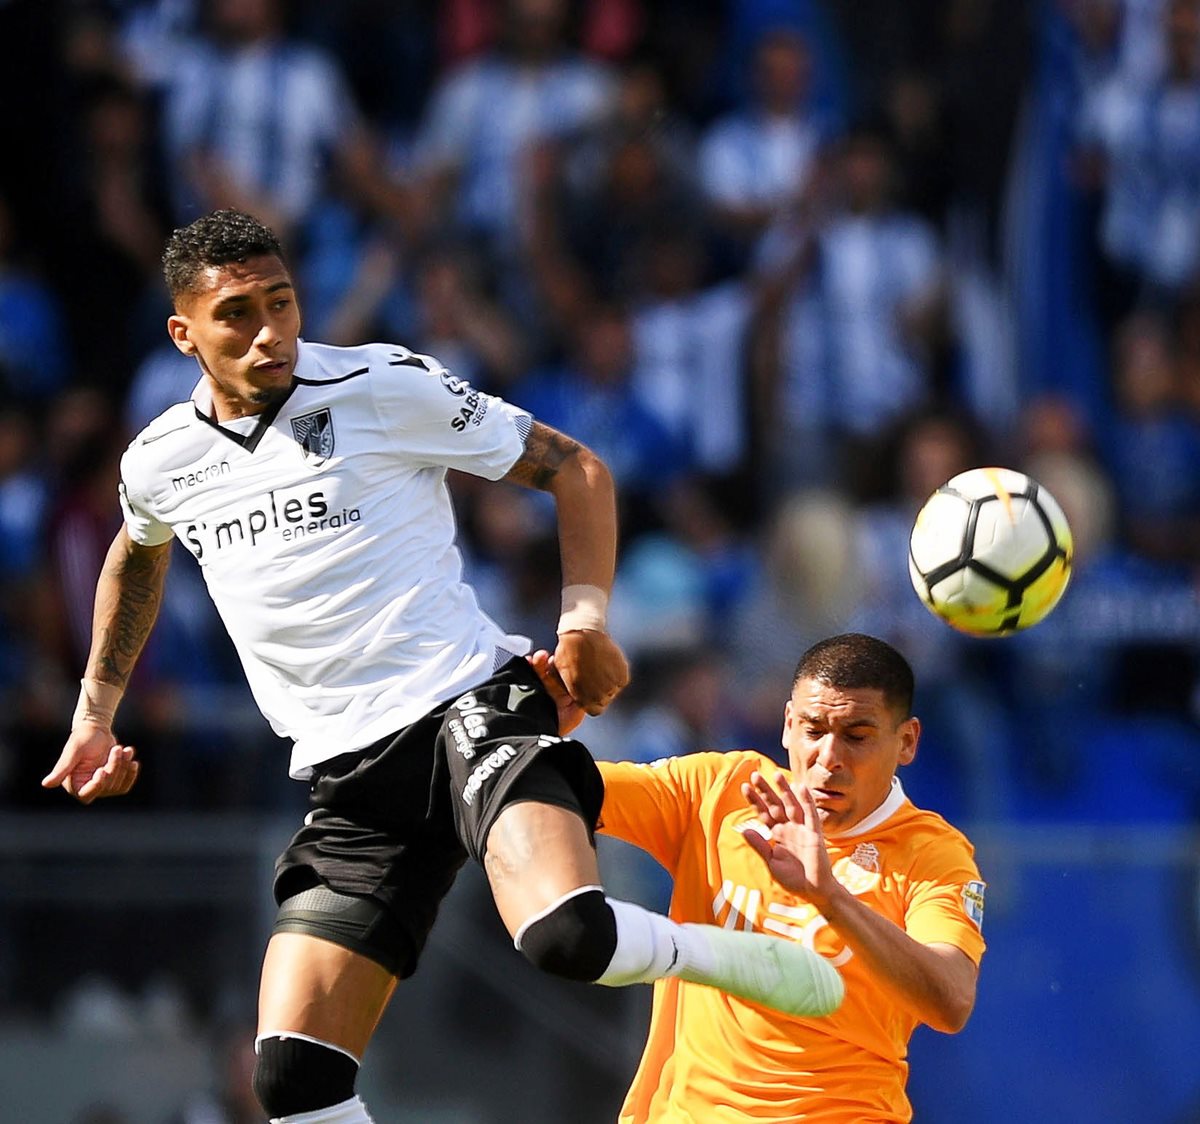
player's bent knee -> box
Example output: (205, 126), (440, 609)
(253, 1034), (359, 1119)
(513, 886), (617, 982)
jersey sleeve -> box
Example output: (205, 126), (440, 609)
(597, 754), (725, 876)
(118, 448), (173, 547)
(369, 345), (532, 479)
(903, 830), (987, 966)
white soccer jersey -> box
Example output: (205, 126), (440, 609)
(119, 339), (535, 777)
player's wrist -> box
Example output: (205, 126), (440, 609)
(810, 878), (852, 922)
(557, 584), (608, 635)
(72, 677), (124, 731)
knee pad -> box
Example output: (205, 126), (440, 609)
(253, 1034), (359, 1119)
(514, 886), (617, 982)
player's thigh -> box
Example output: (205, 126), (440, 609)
(258, 932), (398, 1059)
(484, 799), (602, 937)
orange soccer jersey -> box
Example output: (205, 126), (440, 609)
(598, 751), (986, 1124)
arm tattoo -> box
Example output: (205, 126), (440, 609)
(504, 422), (581, 491)
(94, 544), (171, 688)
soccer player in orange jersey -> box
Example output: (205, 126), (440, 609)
(535, 632), (985, 1123)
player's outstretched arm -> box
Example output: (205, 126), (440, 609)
(42, 528), (171, 804)
(742, 772), (979, 1033)
(503, 421), (629, 716)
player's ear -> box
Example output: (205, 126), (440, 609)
(897, 716), (919, 766)
(168, 314), (196, 356)
(780, 698), (795, 751)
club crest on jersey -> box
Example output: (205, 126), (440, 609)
(291, 409), (335, 464)
(850, 842), (880, 872)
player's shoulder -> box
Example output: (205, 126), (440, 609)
(118, 401), (207, 499)
(884, 800), (977, 864)
(659, 749), (774, 787)
(296, 339), (455, 392)
(292, 339), (389, 385)
(129, 400), (196, 443)
(123, 401), (201, 464)
(715, 749), (780, 783)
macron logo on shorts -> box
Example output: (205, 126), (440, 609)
(461, 744), (518, 806)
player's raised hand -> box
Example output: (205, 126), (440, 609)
(42, 726), (140, 805)
(527, 649), (586, 735)
(741, 771), (835, 903)
(553, 629), (630, 717)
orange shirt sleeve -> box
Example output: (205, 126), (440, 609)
(596, 754), (726, 876)
(903, 828), (987, 965)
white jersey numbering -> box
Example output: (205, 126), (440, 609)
(119, 340), (534, 777)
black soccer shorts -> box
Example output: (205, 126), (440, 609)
(271, 657), (604, 977)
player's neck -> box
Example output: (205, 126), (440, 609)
(207, 379), (293, 422)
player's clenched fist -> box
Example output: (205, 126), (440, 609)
(553, 629), (630, 716)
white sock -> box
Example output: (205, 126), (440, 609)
(595, 898), (717, 986)
(271, 1095), (376, 1124)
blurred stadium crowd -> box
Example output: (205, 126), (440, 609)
(2, 0), (1197, 821)
(1, 0), (1200, 1120)
(0, 2), (1195, 858)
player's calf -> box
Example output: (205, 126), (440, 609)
(253, 1033), (376, 1123)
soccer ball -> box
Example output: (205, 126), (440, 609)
(908, 467), (1073, 636)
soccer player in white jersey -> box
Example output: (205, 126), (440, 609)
(42, 210), (843, 1124)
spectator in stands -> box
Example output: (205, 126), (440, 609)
(555, 59), (699, 299)
(879, 68), (951, 224)
(513, 302), (683, 508)
(39, 392), (127, 677)
(1076, 0), (1200, 317)
(1106, 311), (1200, 566)
(629, 226), (754, 476)
(699, 28), (836, 263)
(755, 124), (946, 492)
(0, 193), (71, 403)
(1019, 394), (1119, 573)
(1176, 279), (1200, 419)
(109, 0), (201, 92)
(53, 76), (173, 392)
(606, 477), (757, 661)
(729, 488), (864, 748)
(315, 239), (528, 392)
(293, 1), (438, 153)
(517, 75), (700, 360)
(0, 407), (49, 707)
(413, 0), (615, 254)
(163, 0), (402, 242)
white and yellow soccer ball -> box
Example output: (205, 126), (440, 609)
(908, 467), (1073, 636)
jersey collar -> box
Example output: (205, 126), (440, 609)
(190, 349), (303, 452)
(824, 777), (908, 840)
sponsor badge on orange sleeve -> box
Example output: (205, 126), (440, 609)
(962, 880), (986, 929)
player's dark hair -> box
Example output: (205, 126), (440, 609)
(792, 633), (914, 717)
(162, 209), (285, 302)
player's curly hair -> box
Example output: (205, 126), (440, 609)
(793, 633), (914, 717)
(162, 209), (285, 302)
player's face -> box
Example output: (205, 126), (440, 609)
(781, 679), (918, 834)
(168, 255), (300, 419)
